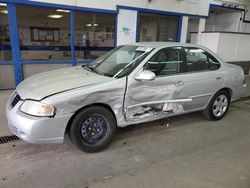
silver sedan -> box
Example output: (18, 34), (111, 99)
(6, 42), (246, 152)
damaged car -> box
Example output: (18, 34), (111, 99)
(6, 42), (246, 152)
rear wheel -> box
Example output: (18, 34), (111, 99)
(202, 90), (230, 120)
(69, 106), (117, 152)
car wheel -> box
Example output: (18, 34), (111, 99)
(202, 90), (230, 121)
(69, 106), (117, 152)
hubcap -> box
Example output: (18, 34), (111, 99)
(81, 116), (107, 144)
(212, 94), (228, 117)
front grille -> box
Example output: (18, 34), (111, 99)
(11, 93), (21, 108)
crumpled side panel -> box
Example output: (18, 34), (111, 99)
(124, 72), (191, 123)
(43, 78), (127, 126)
(125, 102), (186, 121)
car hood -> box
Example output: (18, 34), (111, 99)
(16, 66), (114, 100)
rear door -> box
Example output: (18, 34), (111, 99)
(183, 47), (225, 111)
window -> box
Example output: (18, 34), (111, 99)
(139, 13), (179, 42)
(16, 5), (71, 61)
(0, 4), (11, 61)
(144, 47), (183, 76)
(0, 4), (15, 89)
(185, 48), (220, 72)
(87, 45), (151, 78)
(74, 12), (115, 61)
(208, 54), (221, 70)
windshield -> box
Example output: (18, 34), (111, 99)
(83, 45), (153, 78)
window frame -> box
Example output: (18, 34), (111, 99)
(139, 13), (179, 42)
(143, 46), (186, 77)
(74, 11), (116, 62)
(183, 47), (221, 73)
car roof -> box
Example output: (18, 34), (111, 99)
(130, 42), (225, 64)
(131, 42), (204, 49)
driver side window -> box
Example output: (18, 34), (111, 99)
(144, 47), (183, 77)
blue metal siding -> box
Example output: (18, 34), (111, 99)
(136, 11), (140, 42)
(7, 3), (23, 85)
(117, 5), (208, 19)
(70, 11), (76, 66)
(114, 15), (118, 47)
(176, 16), (183, 42)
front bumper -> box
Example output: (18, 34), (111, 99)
(6, 97), (74, 144)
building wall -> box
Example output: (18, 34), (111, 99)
(217, 33), (250, 62)
(31, 0), (210, 16)
(190, 32), (250, 63)
(28, 0), (246, 16)
(116, 9), (137, 46)
(1, 0), (250, 89)
(206, 11), (242, 32)
(241, 22), (250, 32)
(244, 2), (250, 21)
(205, 11), (250, 33)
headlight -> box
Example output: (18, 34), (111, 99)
(20, 100), (55, 117)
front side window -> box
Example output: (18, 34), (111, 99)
(185, 48), (220, 72)
(85, 45), (153, 78)
(144, 47), (183, 77)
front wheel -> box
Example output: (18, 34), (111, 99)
(202, 90), (230, 121)
(69, 106), (117, 153)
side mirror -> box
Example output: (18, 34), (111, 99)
(135, 70), (156, 81)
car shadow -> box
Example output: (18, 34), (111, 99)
(0, 111), (219, 156)
(115, 111), (206, 142)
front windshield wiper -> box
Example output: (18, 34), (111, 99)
(83, 64), (105, 76)
(83, 64), (93, 72)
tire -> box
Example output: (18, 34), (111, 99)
(69, 106), (117, 153)
(202, 90), (230, 121)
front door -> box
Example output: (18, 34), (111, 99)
(124, 47), (191, 122)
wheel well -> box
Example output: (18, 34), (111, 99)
(220, 88), (233, 99)
(65, 103), (117, 135)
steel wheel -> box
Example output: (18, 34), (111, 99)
(81, 115), (109, 144)
(69, 106), (116, 152)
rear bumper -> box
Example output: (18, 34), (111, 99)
(231, 84), (247, 102)
(6, 99), (74, 144)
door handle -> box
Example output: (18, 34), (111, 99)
(216, 76), (221, 80)
(174, 81), (184, 86)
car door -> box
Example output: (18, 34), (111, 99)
(183, 47), (225, 111)
(124, 46), (192, 121)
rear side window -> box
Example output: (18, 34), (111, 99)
(185, 48), (220, 72)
